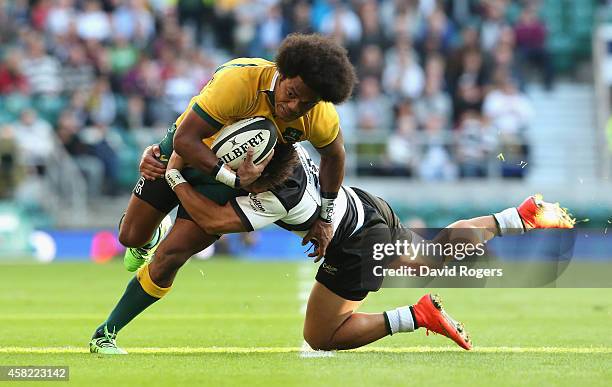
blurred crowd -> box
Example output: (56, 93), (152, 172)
(0, 0), (555, 200)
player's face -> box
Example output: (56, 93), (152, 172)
(274, 75), (320, 122)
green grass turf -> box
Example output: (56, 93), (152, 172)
(0, 260), (611, 386)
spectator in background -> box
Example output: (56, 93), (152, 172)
(121, 56), (168, 125)
(0, 0), (551, 195)
(335, 100), (357, 140)
(416, 6), (456, 58)
(30, 0), (52, 31)
(61, 44), (95, 95)
(109, 35), (140, 77)
(0, 125), (22, 198)
(488, 26), (524, 88)
(483, 70), (533, 137)
(454, 111), (497, 178)
(355, 76), (393, 133)
(514, 4), (554, 89)
(255, 4), (289, 59)
(5, 0), (30, 27)
(418, 114), (457, 181)
(76, 0), (112, 42)
(46, 0), (76, 37)
(383, 37), (425, 100)
(0, 1), (19, 45)
(56, 109), (104, 196)
(79, 121), (120, 195)
(414, 54), (452, 128)
(453, 77), (484, 125)
(483, 69), (531, 178)
(87, 77), (117, 126)
(357, 44), (384, 81)
(446, 25), (481, 94)
(84, 40), (113, 77)
(122, 95), (149, 129)
(20, 35), (62, 95)
(12, 109), (56, 176)
(380, 0), (421, 40)
(0, 49), (29, 95)
(67, 89), (89, 127)
(319, 0), (362, 48)
(358, 0), (389, 53)
(480, 0), (509, 54)
(164, 59), (199, 116)
(112, 0), (155, 46)
(452, 49), (486, 122)
(385, 100), (419, 177)
(289, 1), (315, 34)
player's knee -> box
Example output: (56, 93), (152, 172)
(117, 228), (149, 248)
(303, 330), (334, 351)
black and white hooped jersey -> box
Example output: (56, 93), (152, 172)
(229, 144), (365, 243)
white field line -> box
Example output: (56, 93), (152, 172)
(0, 313), (302, 320)
(2, 346), (612, 354)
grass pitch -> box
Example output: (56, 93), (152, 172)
(1, 260), (611, 386)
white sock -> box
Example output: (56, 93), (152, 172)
(384, 306), (415, 335)
(493, 207), (525, 236)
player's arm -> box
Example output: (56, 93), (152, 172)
(165, 153), (284, 235)
(170, 175), (246, 235)
(172, 109), (220, 175)
(301, 131), (346, 260)
(316, 130), (345, 201)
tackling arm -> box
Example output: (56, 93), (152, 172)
(165, 168), (246, 235)
(316, 131), (345, 197)
(301, 131), (346, 260)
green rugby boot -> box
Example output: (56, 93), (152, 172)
(89, 326), (127, 355)
(124, 215), (172, 272)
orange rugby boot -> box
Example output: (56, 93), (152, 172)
(517, 195), (575, 230)
(412, 294), (472, 350)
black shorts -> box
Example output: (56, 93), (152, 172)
(315, 187), (403, 301)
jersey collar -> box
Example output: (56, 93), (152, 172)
(268, 70), (279, 91)
(264, 70), (279, 107)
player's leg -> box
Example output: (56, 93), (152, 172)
(438, 195), (575, 246)
(120, 127), (180, 270)
(90, 218), (215, 354)
(303, 281), (471, 351)
(303, 281), (376, 350)
(119, 193), (167, 248)
(120, 176), (177, 271)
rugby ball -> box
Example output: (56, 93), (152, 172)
(211, 117), (277, 169)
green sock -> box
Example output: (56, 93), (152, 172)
(93, 277), (159, 338)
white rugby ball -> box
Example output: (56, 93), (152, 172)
(211, 117), (277, 169)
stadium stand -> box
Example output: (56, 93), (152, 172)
(0, 0), (603, 227)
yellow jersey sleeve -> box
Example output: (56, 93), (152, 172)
(307, 102), (340, 148)
(191, 67), (256, 130)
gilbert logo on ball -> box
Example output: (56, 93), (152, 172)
(211, 117), (278, 169)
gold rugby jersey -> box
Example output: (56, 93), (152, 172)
(174, 58), (340, 148)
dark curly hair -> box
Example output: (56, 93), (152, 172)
(275, 33), (357, 104)
(250, 143), (299, 192)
